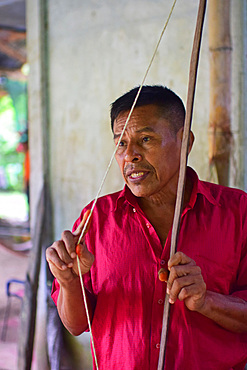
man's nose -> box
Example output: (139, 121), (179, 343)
(124, 142), (142, 162)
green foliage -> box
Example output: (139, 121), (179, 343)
(0, 94), (13, 114)
(0, 95), (25, 191)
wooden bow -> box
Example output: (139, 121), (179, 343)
(157, 1), (207, 369)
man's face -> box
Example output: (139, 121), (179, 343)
(113, 104), (184, 199)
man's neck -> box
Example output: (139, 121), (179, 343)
(138, 176), (193, 246)
(139, 175), (193, 212)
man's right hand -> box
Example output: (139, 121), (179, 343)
(46, 210), (94, 286)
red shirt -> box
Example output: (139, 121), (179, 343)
(52, 168), (247, 370)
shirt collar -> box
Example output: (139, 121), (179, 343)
(186, 167), (220, 208)
(114, 185), (140, 211)
(115, 166), (220, 212)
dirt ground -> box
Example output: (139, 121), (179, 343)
(0, 219), (30, 370)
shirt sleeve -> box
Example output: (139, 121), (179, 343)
(51, 278), (60, 305)
(232, 245), (247, 301)
(232, 195), (247, 301)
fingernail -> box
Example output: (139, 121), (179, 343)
(166, 288), (170, 294)
(71, 252), (76, 258)
(68, 262), (73, 268)
(62, 265), (67, 270)
(169, 298), (174, 304)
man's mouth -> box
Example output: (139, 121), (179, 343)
(129, 171), (145, 179)
(124, 165), (152, 182)
(126, 170), (150, 182)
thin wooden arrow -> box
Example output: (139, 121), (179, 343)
(157, 1), (207, 369)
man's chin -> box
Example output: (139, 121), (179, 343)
(127, 183), (151, 198)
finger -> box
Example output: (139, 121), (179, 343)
(168, 251), (195, 271)
(73, 209), (92, 240)
(168, 266), (203, 303)
(46, 244), (73, 271)
(167, 264), (200, 294)
(168, 263), (199, 285)
(47, 257), (76, 285)
(177, 280), (205, 304)
(61, 230), (78, 259)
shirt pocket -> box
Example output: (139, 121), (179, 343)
(194, 254), (238, 295)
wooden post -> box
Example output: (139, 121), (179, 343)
(208, 0), (232, 186)
(17, 186), (45, 369)
(17, 0), (54, 368)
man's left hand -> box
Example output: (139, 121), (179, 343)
(167, 251), (206, 312)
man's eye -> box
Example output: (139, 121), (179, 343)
(116, 140), (125, 147)
(142, 137), (150, 143)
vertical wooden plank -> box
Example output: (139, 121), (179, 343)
(17, 186), (45, 369)
(18, 0), (54, 368)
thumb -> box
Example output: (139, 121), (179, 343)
(73, 209), (92, 239)
(75, 242), (95, 272)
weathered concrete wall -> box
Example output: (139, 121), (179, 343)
(46, 0), (209, 237)
(27, 0), (247, 237)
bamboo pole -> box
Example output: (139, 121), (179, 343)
(208, 0), (232, 186)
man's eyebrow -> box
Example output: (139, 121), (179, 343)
(113, 126), (155, 140)
(113, 133), (121, 140)
(136, 126), (156, 133)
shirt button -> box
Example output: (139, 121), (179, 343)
(133, 208), (136, 213)
(156, 343), (160, 349)
(158, 299), (163, 305)
(160, 260), (165, 265)
(146, 223), (151, 228)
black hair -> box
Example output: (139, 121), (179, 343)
(110, 85), (185, 134)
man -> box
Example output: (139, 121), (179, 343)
(46, 86), (247, 370)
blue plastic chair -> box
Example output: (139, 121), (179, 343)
(1, 279), (25, 341)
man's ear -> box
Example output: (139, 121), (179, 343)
(177, 128), (195, 154)
(188, 131), (195, 154)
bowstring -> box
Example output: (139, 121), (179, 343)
(77, 255), (99, 369)
(76, 0), (178, 367)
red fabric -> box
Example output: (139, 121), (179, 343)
(52, 168), (247, 370)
